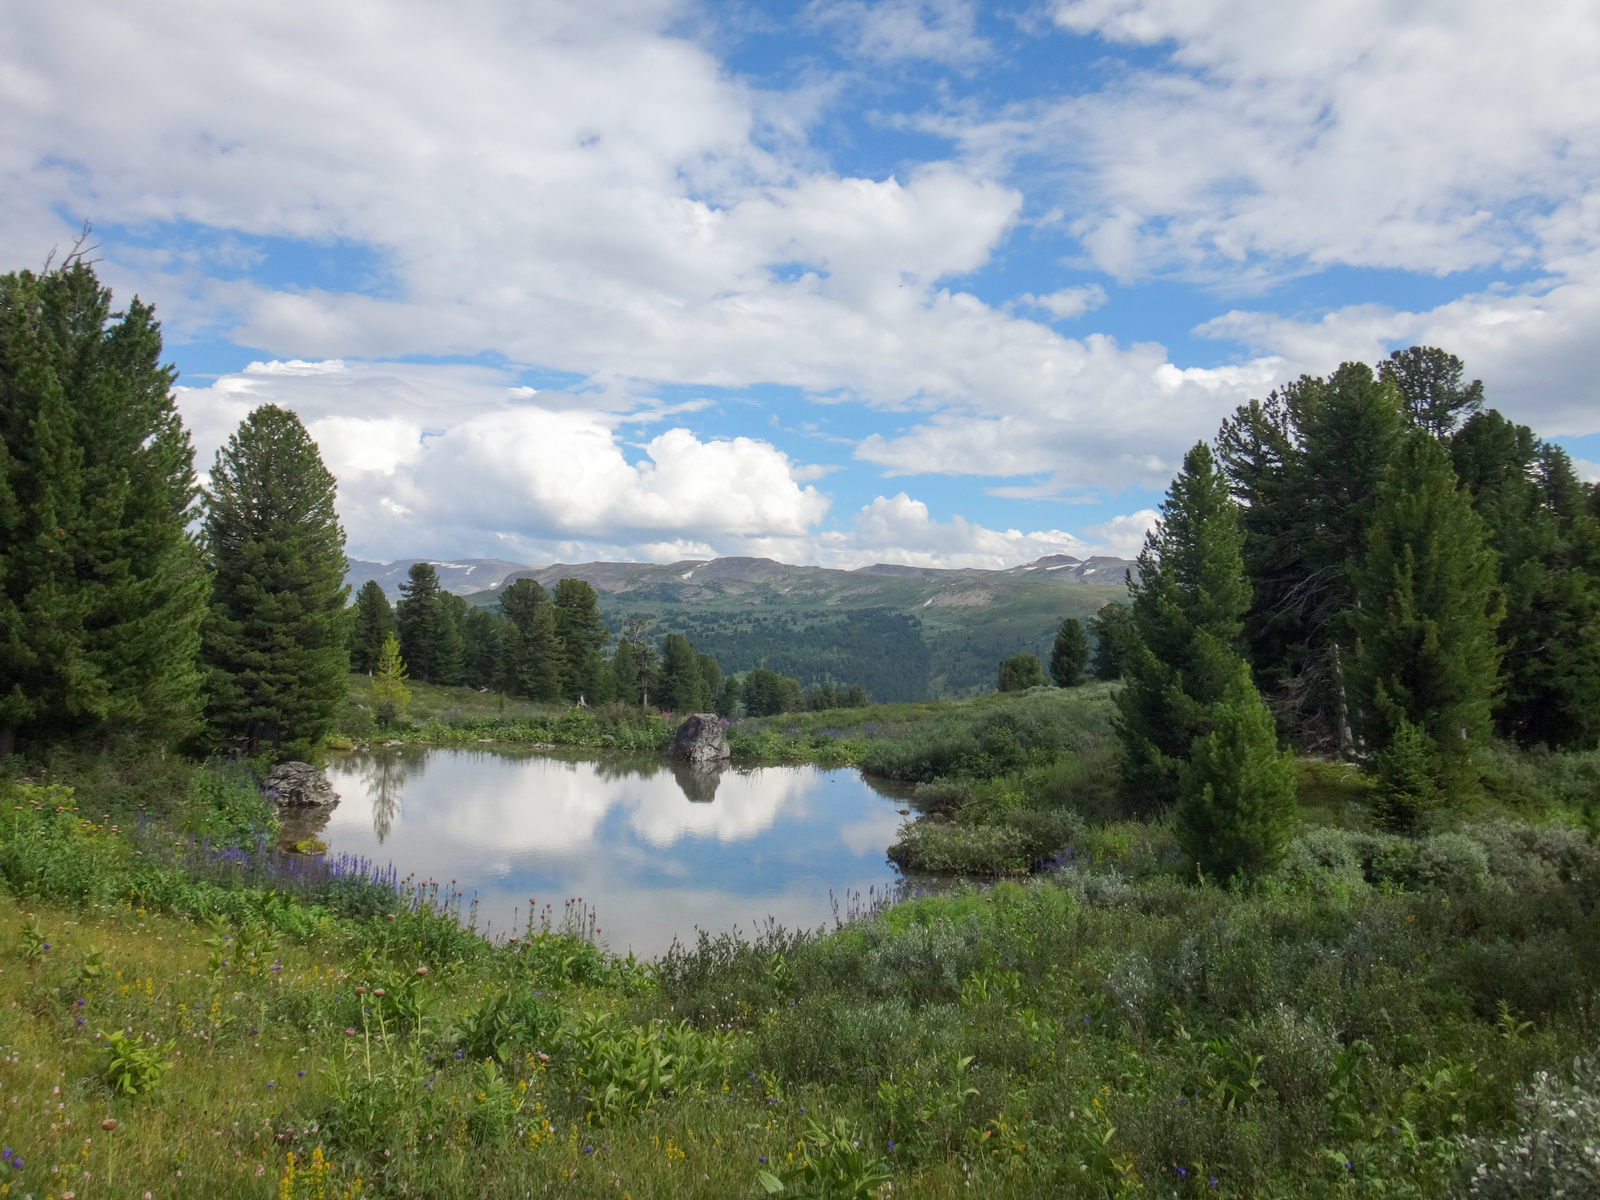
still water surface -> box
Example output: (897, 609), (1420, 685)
(308, 748), (909, 956)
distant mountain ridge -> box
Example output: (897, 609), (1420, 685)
(344, 552), (1136, 699)
(344, 552), (1136, 601)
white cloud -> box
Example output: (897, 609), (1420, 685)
(1576, 460), (1600, 484)
(177, 360), (829, 562)
(1019, 284), (1107, 320)
(179, 359), (1108, 570)
(1022, 0), (1600, 281)
(1080, 509), (1158, 557)
(807, 0), (990, 66)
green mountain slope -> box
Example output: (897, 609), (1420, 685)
(481, 554), (1136, 699)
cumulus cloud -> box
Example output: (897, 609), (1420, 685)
(1080, 509), (1158, 557)
(176, 360), (829, 562)
(178, 359), (1105, 570)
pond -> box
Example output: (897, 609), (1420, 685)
(293, 748), (912, 956)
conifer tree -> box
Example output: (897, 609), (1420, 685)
(349, 580), (393, 674)
(696, 653), (723, 710)
(610, 638), (639, 706)
(715, 674), (743, 717)
(1351, 431), (1503, 781)
(459, 605), (503, 689)
(1175, 660), (1298, 880)
(1089, 603), (1134, 680)
(1050, 617), (1090, 687)
(498, 579), (563, 701)
(1451, 412), (1600, 749)
(437, 592), (469, 687)
(370, 632), (411, 726)
(1216, 363), (1405, 746)
(396, 563), (461, 684)
(0, 256), (208, 755)
(1381, 345), (1483, 437)
(553, 579), (609, 703)
(201, 405), (350, 757)
(1116, 442), (1253, 807)
(659, 633), (710, 711)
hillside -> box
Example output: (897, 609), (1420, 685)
(344, 553), (1137, 700)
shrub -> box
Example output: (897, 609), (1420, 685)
(1462, 1056), (1600, 1197)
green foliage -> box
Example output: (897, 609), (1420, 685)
(658, 632), (711, 712)
(1352, 431), (1504, 777)
(348, 580), (393, 674)
(497, 578), (563, 701)
(369, 632), (411, 725)
(759, 1116), (892, 1199)
(1452, 410), (1600, 750)
(1175, 663), (1297, 880)
(98, 1027), (176, 1095)
(552, 578), (608, 702)
(452, 990), (560, 1064)
(0, 255), (208, 754)
(1381, 344), (1484, 438)
(996, 652), (1045, 692)
(1461, 1056), (1600, 1197)
(1116, 441), (1252, 807)
(1372, 717), (1442, 832)
(396, 562), (461, 685)
(1215, 360), (1406, 746)
(1088, 602), (1134, 681)
(201, 404), (351, 757)
(643, 608), (930, 703)
(1049, 617), (1090, 687)
(744, 667), (806, 716)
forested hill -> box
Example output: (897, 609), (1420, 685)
(345, 553), (1137, 700)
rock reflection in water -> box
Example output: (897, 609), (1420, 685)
(319, 747), (905, 955)
(670, 761), (725, 803)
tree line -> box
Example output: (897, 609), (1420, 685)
(351, 572), (870, 719)
(1092, 347), (1599, 880)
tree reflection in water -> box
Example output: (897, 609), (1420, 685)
(356, 748), (428, 843)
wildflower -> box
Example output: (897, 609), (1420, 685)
(415, 967), (428, 976)
(10, 1157), (23, 1169)
(759, 1157), (767, 1165)
(344, 1028), (356, 1037)
(298, 1071), (306, 1078)
(101, 1121), (115, 1131)
(267, 1081), (275, 1089)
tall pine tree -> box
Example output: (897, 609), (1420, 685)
(201, 405), (350, 757)
(1451, 411), (1600, 748)
(1215, 362), (1406, 748)
(1175, 658), (1298, 880)
(396, 563), (462, 685)
(1049, 617), (1090, 687)
(498, 579), (564, 701)
(1116, 442), (1253, 808)
(1088, 602), (1134, 680)
(1351, 431), (1503, 781)
(349, 580), (393, 674)
(0, 256), (208, 755)
(553, 578), (609, 703)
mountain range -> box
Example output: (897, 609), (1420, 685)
(345, 553), (1137, 699)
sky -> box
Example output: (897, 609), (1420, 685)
(4, 0), (1598, 569)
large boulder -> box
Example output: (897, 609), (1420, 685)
(260, 761), (339, 806)
(669, 713), (731, 764)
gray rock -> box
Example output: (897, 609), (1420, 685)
(261, 761), (340, 806)
(669, 713), (731, 764)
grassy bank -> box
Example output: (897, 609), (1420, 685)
(3, 766), (1599, 1198)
